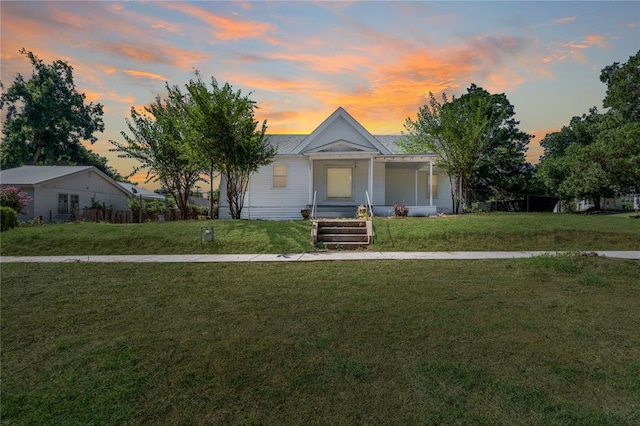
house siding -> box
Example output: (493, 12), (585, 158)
(219, 157), (309, 220)
(372, 161), (385, 205)
(305, 116), (376, 152)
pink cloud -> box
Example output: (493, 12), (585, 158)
(122, 70), (168, 82)
(160, 2), (279, 44)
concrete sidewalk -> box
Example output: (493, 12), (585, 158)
(1, 251), (638, 263)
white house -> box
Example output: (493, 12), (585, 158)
(219, 107), (453, 220)
(0, 165), (131, 222)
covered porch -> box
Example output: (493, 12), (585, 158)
(306, 153), (448, 218)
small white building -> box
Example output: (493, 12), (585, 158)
(219, 107), (453, 220)
(0, 165), (131, 222)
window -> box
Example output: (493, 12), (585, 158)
(273, 164), (287, 188)
(428, 174), (438, 199)
(58, 193), (79, 215)
(58, 194), (69, 214)
(70, 194), (79, 215)
(327, 167), (352, 199)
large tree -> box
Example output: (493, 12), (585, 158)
(0, 49), (104, 168)
(402, 85), (530, 213)
(538, 51), (640, 209)
(600, 50), (640, 122)
(110, 90), (204, 218)
(183, 73), (276, 219)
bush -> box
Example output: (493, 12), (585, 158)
(128, 198), (168, 222)
(393, 202), (409, 217)
(1, 206), (18, 231)
(0, 186), (32, 213)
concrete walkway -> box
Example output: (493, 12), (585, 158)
(1, 251), (638, 263)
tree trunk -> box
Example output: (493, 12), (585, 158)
(209, 162), (215, 219)
(30, 144), (43, 165)
(593, 196), (601, 210)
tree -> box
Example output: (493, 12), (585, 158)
(600, 50), (640, 122)
(462, 85), (533, 200)
(110, 91), (204, 219)
(0, 49), (104, 168)
(402, 85), (530, 213)
(538, 52), (640, 209)
(183, 73), (276, 219)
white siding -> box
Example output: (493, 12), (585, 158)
(219, 158), (310, 220)
(305, 116), (376, 152)
(372, 161), (385, 205)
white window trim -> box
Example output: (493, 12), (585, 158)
(272, 164), (288, 189)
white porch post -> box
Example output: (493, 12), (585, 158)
(429, 159), (433, 207)
(308, 159), (313, 205)
(368, 157), (374, 205)
(414, 169), (418, 206)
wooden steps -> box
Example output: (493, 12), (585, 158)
(312, 219), (373, 250)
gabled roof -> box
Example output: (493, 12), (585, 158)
(0, 165), (94, 185)
(290, 107), (392, 155)
(263, 108), (433, 156)
(0, 165), (131, 196)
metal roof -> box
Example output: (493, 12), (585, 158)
(0, 165), (94, 185)
(117, 182), (167, 201)
(268, 133), (418, 156)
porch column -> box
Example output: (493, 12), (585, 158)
(429, 159), (433, 206)
(368, 157), (374, 206)
(414, 170), (418, 206)
(308, 159), (313, 205)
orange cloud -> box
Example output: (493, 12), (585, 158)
(160, 2), (279, 44)
(582, 34), (608, 48)
(123, 69), (168, 82)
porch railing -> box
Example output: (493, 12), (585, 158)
(365, 191), (373, 218)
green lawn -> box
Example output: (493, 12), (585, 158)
(1, 212), (638, 255)
(2, 258), (639, 424)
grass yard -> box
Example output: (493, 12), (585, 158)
(2, 257), (639, 424)
(1, 212), (638, 255)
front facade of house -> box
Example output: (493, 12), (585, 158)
(219, 107), (453, 220)
(0, 166), (131, 222)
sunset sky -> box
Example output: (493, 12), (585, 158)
(1, 1), (638, 187)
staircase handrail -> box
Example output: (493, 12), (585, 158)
(365, 191), (373, 218)
(311, 190), (317, 219)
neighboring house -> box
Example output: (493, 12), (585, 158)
(117, 182), (167, 202)
(576, 194), (639, 212)
(0, 166), (131, 222)
(219, 107), (453, 220)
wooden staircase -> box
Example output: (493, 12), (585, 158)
(312, 219), (373, 250)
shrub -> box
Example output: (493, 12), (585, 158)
(1, 206), (18, 231)
(393, 202), (409, 217)
(0, 186), (33, 213)
(128, 198), (168, 222)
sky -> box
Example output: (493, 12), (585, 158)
(1, 1), (639, 188)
